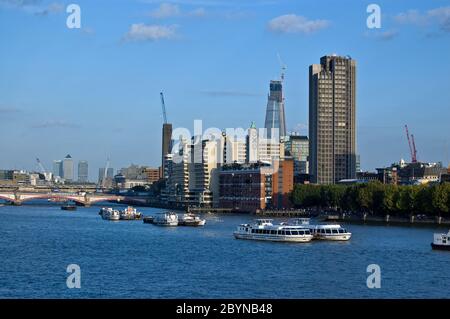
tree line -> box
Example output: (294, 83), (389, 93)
(291, 182), (450, 217)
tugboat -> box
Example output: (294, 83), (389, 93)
(99, 207), (120, 221)
(179, 213), (206, 226)
(153, 212), (178, 226)
(431, 230), (450, 251)
(234, 219), (313, 243)
(61, 204), (77, 211)
(119, 206), (142, 220)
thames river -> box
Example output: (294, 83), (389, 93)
(0, 202), (449, 298)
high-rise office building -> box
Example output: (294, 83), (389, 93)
(161, 123), (173, 178)
(62, 154), (74, 181)
(264, 80), (287, 140)
(52, 160), (63, 178)
(309, 54), (357, 184)
(285, 135), (309, 175)
(78, 160), (88, 183)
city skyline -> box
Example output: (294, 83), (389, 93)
(1, 0), (450, 177)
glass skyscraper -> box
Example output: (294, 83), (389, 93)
(264, 80), (286, 140)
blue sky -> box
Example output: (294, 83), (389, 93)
(1, 0), (449, 180)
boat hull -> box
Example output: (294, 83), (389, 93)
(234, 232), (313, 243)
(314, 234), (352, 241)
(154, 221), (178, 226)
(431, 243), (450, 251)
(179, 219), (206, 226)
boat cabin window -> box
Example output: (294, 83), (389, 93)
(332, 229), (338, 234)
(270, 230), (276, 235)
(291, 231), (298, 235)
(326, 229), (332, 234)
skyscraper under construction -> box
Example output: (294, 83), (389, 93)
(264, 79), (287, 140)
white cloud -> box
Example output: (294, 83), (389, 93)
(149, 2), (207, 18)
(149, 3), (180, 18)
(188, 7), (206, 17)
(268, 14), (330, 34)
(123, 23), (177, 42)
(394, 6), (450, 33)
(35, 2), (64, 16)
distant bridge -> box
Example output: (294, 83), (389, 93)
(0, 191), (125, 207)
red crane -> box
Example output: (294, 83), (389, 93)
(404, 125), (418, 163)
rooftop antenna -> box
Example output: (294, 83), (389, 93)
(277, 52), (287, 82)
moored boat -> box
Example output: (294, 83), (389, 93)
(119, 206), (142, 220)
(234, 219), (313, 243)
(179, 213), (206, 226)
(309, 224), (351, 241)
(431, 230), (450, 251)
(100, 207), (120, 221)
(153, 212), (178, 226)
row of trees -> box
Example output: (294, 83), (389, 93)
(291, 182), (450, 217)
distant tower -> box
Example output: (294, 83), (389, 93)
(62, 154), (74, 181)
(77, 160), (89, 183)
(264, 76), (287, 140)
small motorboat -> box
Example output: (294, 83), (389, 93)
(431, 230), (450, 251)
(153, 212), (178, 226)
(179, 213), (206, 226)
(99, 207), (120, 221)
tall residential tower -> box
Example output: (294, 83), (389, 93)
(309, 55), (357, 184)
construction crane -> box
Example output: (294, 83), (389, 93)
(160, 92), (168, 124)
(277, 52), (287, 82)
(404, 125), (418, 163)
(36, 158), (47, 174)
(36, 158), (52, 181)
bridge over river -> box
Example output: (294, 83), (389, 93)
(0, 190), (126, 207)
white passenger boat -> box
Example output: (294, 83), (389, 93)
(234, 219), (313, 243)
(153, 212), (178, 226)
(309, 224), (351, 241)
(179, 213), (206, 226)
(100, 207), (120, 221)
(431, 230), (450, 251)
(119, 206), (142, 220)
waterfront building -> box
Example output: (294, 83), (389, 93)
(271, 158), (294, 209)
(62, 154), (74, 181)
(166, 135), (223, 207)
(52, 160), (63, 178)
(246, 122), (283, 164)
(309, 54), (357, 184)
(285, 134), (309, 176)
(224, 133), (246, 164)
(219, 162), (273, 213)
(264, 80), (287, 139)
(77, 160), (89, 183)
(219, 158), (294, 213)
(161, 123), (173, 178)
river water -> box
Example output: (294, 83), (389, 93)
(0, 202), (449, 298)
